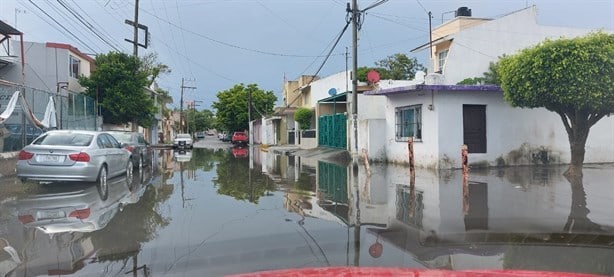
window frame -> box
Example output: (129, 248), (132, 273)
(69, 55), (80, 78)
(437, 49), (448, 73)
(395, 104), (422, 142)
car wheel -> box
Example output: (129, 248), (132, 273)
(97, 166), (108, 201)
(137, 156), (143, 171)
(126, 159), (134, 179)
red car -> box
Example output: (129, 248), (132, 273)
(231, 132), (248, 145)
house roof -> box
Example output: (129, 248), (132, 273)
(46, 42), (95, 64)
(318, 92), (347, 103)
(365, 84), (501, 96)
(410, 36), (452, 53)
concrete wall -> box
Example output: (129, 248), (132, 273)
(442, 7), (603, 85)
(382, 90), (614, 169)
(382, 91), (440, 167)
(3, 42), (93, 93)
(310, 71), (351, 105)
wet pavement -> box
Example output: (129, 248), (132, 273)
(1, 136), (613, 276)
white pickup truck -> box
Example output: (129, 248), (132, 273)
(173, 133), (193, 149)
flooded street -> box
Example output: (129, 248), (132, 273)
(1, 136), (613, 276)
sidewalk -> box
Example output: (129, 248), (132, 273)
(267, 144), (351, 165)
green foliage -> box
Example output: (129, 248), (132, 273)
(457, 77), (486, 85)
(482, 60), (502, 85)
(294, 107), (313, 130)
(357, 53), (424, 82)
(212, 84), (277, 132)
(498, 32), (614, 173)
(499, 32), (613, 112)
(187, 109), (215, 133)
(79, 52), (157, 127)
(141, 52), (171, 87)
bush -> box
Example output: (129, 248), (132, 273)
(294, 107), (312, 130)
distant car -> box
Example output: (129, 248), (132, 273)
(107, 131), (153, 171)
(16, 130), (133, 192)
(195, 132), (205, 139)
(231, 132), (248, 145)
(218, 132), (226, 140)
(3, 123), (44, 151)
(206, 131), (215, 136)
(173, 133), (193, 149)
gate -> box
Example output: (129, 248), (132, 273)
(318, 113), (346, 149)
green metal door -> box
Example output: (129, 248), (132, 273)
(318, 113), (346, 148)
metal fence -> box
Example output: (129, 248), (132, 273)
(0, 82), (97, 152)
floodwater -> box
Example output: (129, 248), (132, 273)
(1, 137), (613, 276)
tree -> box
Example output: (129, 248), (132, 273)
(141, 52), (171, 87)
(294, 107), (312, 130)
(212, 84), (277, 132)
(357, 53), (425, 82)
(79, 52), (157, 127)
(187, 109), (215, 133)
(498, 32), (614, 177)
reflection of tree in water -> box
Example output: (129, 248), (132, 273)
(213, 153), (275, 204)
(294, 172), (316, 192)
(88, 185), (173, 262)
(184, 148), (227, 172)
(502, 175), (614, 275)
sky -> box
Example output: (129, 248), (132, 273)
(0, 0), (612, 110)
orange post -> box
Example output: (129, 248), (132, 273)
(408, 137), (415, 177)
(461, 144), (469, 177)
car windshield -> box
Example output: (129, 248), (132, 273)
(32, 133), (94, 146)
(177, 134), (191, 139)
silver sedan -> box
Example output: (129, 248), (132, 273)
(16, 130), (133, 190)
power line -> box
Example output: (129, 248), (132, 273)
(55, 0), (121, 51)
(137, 5), (343, 58)
(362, 0), (389, 12)
(38, 1), (106, 52)
(68, 0), (128, 52)
(415, 0), (429, 14)
(26, 0), (98, 54)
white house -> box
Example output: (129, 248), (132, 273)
(364, 6), (614, 169)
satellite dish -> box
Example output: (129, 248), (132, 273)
(328, 88), (337, 96)
(367, 70), (381, 84)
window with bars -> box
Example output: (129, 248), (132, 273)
(69, 55), (80, 78)
(395, 105), (422, 141)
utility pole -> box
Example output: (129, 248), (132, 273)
(351, 0), (359, 157)
(180, 78), (196, 133)
(248, 88), (252, 145)
(132, 0), (139, 56)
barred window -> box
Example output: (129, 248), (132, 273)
(395, 105), (422, 141)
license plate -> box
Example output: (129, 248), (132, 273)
(37, 154), (65, 163)
(38, 210), (66, 219)
(179, 141), (185, 145)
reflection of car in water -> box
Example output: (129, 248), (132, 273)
(174, 149), (192, 162)
(15, 176), (133, 234)
(231, 146), (248, 158)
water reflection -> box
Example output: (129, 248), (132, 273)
(255, 148), (614, 275)
(213, 147), (275, 203)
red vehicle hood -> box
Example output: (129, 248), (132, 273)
(230, 267), (601, 277)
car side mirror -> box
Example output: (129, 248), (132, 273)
(119, 143), (126, 149)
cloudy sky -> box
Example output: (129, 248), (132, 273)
(0, 0), (612, 110)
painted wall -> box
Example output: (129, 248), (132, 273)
(309, 71), (351, 105)
(441, 6), (606, 85)
(381, 90), (614, 169)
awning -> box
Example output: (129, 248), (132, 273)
(318, 92), (347, 103)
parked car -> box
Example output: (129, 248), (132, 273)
(2, 123), (44, 151)
(195, 132), (205, 139)
(231, 132), (248, 145)
(16, 130), (132, 192)
(107, 131), (153, 171)
(173, 133), (193, 149)
(218, 132), (227, 140)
